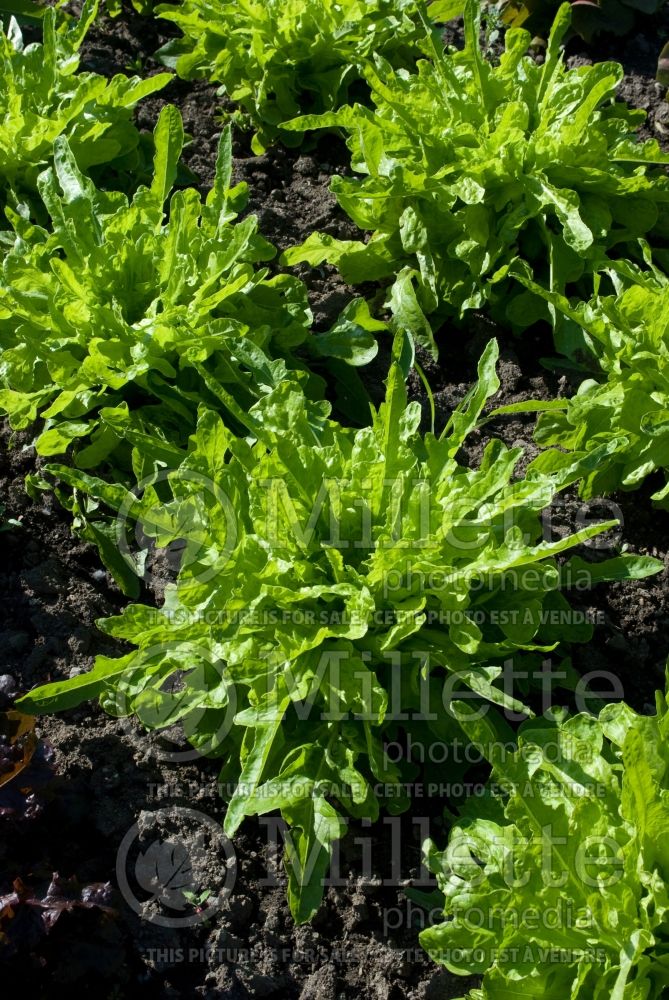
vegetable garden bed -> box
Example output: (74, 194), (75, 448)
(2, 1), (669, 997)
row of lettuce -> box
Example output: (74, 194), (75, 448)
(6, 0), (669, 505)
(2, 1), (669, 996)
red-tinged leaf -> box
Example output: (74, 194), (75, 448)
(0, 874), (116, 957)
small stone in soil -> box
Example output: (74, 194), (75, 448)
(0, 673), (17, 703)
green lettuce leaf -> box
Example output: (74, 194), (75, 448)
(510, 265), (669, 506)
(421, 687), (669, 998)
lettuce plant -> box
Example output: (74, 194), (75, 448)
(495, 265), (669, 507)
(155, 0), (433, 152)
(0, 104), (378, 477)
(0, 502), (20, 531)
(283, 2), (669, 354)
(18, 337), (662, 922)
(421, 687), (669, 998)
(0, 0), (170, 217)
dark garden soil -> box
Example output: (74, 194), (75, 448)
(2, 3), (669, 997)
